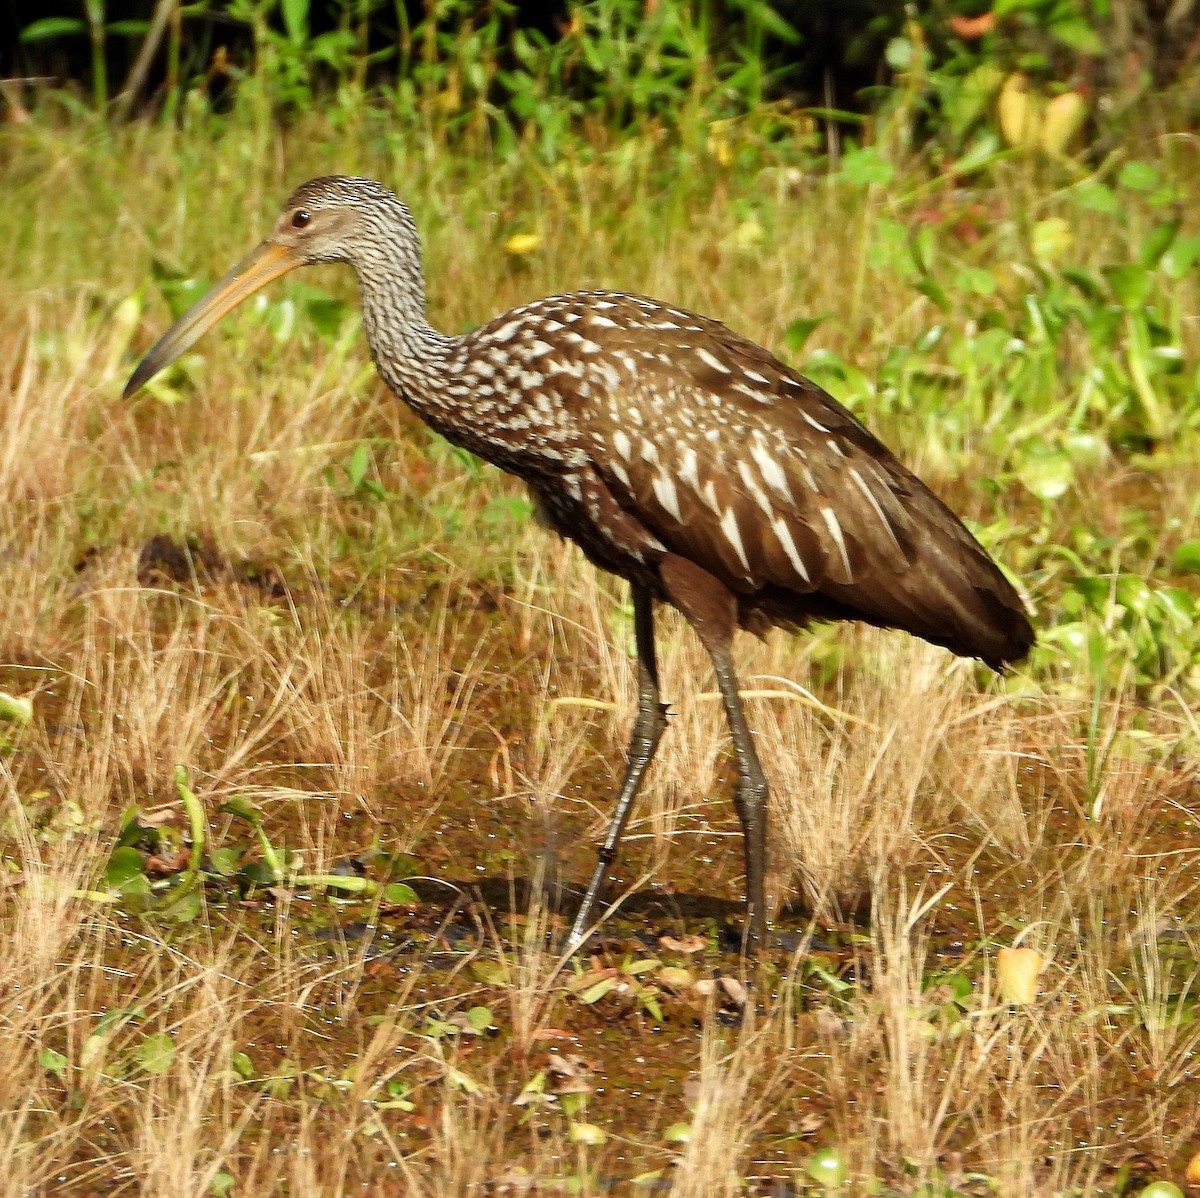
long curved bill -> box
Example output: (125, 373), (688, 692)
(123, 240), (303, 398)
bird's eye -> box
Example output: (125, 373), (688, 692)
(291, 209), (312, 229)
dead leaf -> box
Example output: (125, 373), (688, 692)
(659, 933), (708, 954)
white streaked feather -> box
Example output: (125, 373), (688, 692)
(819, 506), (853, 580)
(720, 506), (752, 573)
(848, 467), (905, 557)
(772, 517), (811, 584)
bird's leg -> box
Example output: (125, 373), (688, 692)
(564, 583), (667, 955)
(705, 645), (769, 951)
(658, 554), (768, 953)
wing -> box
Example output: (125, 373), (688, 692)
(562, 294), (921, 595)
(553, 292), (1031, 667)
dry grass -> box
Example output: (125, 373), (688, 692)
(2, 116), (1200, 1195)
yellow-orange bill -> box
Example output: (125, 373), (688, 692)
(123, 240), (302, 398)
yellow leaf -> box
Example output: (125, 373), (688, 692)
(504, 232), (541, 256)
(1186, 1146), (1200, 1185)
(997, 73), (1041, 149)
(1039, 91), (1087, 157)
(996, 945), (1045, 1004)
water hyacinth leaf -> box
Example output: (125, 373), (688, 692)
(785, 314), (828, 354)
(1103, 264), (1152, 309)
(381, 881), (418, 904)
(467, 1006), (494, 1032)
(839, 146), (894, 187)
(806, 1146), (849, 1188)
(1016, 441), (1073, 500)
(1138, 1184), (1184, 1198)
(1031, 217), (1073, 265)
(41, 1048), (68, 1078)
(0, 692), (33, 725)
(137, 1033), (176, 1075)
(917, 276), (950, 312)
(1119, 160), (1162, 192)
(1061, 431), (1107, 467)
(105, 847), (150, 895)
(156, 885), (202, 923)
(568, 1122), (607, 1145)
(1060, 266), (1104, 303)
(1140, 219), (1181, 269)
(471, 959), (509, 986)
(1172, 541), (1200, 575)
(955, 267), (996, 295)
(1073, 182), (1118, 214)
(1161, 235), (1200, 280)
(206, 847), (241, 877)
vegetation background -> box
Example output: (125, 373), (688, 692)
(4, 0), (1200, 1194)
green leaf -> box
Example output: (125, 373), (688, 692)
(916, 277), (950, 312)
(1139, 219), (1180, 269)
(106, 19), (150, 36)
(156, 884), (202, 923)
(662, 1121), (692, 1143)
(381, 881), (418, 904)
(219, 795), (262, 825)
(470, 959), (510, 986)
(806, 1146), (849, 1188)
(104, 846), (148, 894)
(280, 0), (309, 43)
(0, 692), (33, 725)
(1138, 1183), (1184, 1198)
(1118, 160), (1162, 192)
(1048, 14), (1102, 52)
(1074, 182), (1118, 214)
(568, 1122), (607, 1145)
(1103, 264), (1152, 308)
(955, 267), (996, 296)
(466, 1006), (493, 1032)
(1161, 235), (1200, 280)
(839, 147), (894, 188)
(1031, 217), (1073, 265)
(1016, 442), (1074, 500)
(40, 1048), (68, 1078)
(206, 847), (241, 877)
(137, 1033), (176, 1075)
(1171, 540), (1200, 574)
(347, 443), (370, 491)
(1060, 266), (1105, 303)
(20, 17), (87, 41)
(578, 978), (617, 1003)
(210, 1173), (236, 1198)
(784, 315), (828, 355)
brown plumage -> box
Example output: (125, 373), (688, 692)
(125, 176), (1035, 953)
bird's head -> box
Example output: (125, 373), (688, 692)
(123, 176), (416, 398)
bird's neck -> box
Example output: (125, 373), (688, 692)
(354, 253), (457, 413)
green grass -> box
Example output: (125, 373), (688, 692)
(3, 103), (1200, 1195)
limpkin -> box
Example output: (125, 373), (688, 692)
(125, 176), (1035, 953)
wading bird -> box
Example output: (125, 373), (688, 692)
(125, 176), (1035, 953)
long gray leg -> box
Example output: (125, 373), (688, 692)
(707, 645), (768, 951)
(564, 583), (667, 954)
